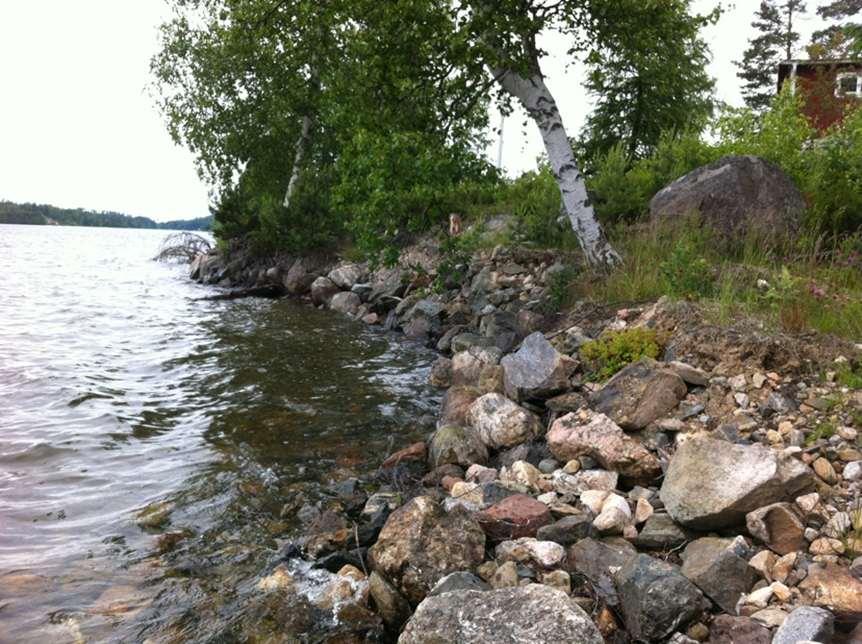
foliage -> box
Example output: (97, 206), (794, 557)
(736, 1), (807, 112)
(836, 362), (862, 389)
(544, 265), (580, 312)
(578, 0), (716, 162)
(806, 421), (837, 445)
(811, 0), (862, 58)
(580, 328), (662, 381)
(660, 237), (715, 300)
(0, 200), (211, 231)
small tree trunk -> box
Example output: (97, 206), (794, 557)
(283, 115), (313, 209)
(491, 65), (620, 267)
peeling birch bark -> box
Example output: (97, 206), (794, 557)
(283, 115), (313, 209)
(491, 66), (621, 267)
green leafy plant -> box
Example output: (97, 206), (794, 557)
(659, 239), (715, 299)
(544, 265), (580, 313)
(580, 328), (662, 381)
(805, 421), (837, 446)
(836, 363), (862, 390)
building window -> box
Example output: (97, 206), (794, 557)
(836, 73), (862, 97)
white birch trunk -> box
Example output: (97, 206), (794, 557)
(283, 115), (313, 209)
(491, 66), (621, 267)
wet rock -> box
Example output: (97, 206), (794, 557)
(368, 571), (412, 631)
(476, 494), (552, 541)
(708, 615), (772, 644)
(649, 155), (805, 238)
(428, 357), (452, 388)
(330, 291), (361, 316)
(479, 310), (519, 353)
(438, 386), (482, 427)
(799, 564), (862, 619)
(495, 538), (566, 569)
(398, 584), (603, 644)
(745, 502), (806, 555)
(500, 332), (576, 401)
(328, 263), (366, 290)
(547, 411), (661, 484)
(135, 501), (173, 529)
(368, 496), (485, 604)
(283, 260), (316, 295)
(536, 515), (596, 546)
(590, 359), (687, 431)
(310, 276), (339, 306)
(614, 554), (704, 641)
(660, 436), (813, 529)
(429, 425), (488, 468)
(466, 393), (542, 450)
(680, 537), (757, 614)
(772, 606), (834, 644)
(428, 571), (490, 597)
(381, 442), (427, 470)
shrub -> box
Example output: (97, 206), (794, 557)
(580, 328), (662, 381)
(659, 237), (715, 300)
(504, 167), (571, 247)
(544, 265), (580, 312)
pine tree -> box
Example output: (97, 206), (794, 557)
(736, 1), (807, 111)
(811, 0), (862, 58)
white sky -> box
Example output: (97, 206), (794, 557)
(0, 1), (829, 222)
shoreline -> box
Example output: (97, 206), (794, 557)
(186, 238), (862, 642)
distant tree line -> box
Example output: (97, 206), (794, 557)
(0, 201), (212, 231)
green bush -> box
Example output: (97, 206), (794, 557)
(580, 328), (663, 381)
(660, 237), (715, 299)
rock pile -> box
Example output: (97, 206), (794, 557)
(191, 240), (862, 643)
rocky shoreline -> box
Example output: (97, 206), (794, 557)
(189, 239), (862, 643)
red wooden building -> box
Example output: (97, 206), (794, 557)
(778, 59), (862, 132)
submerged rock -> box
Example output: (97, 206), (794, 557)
(398, 584), (603, 644)
(368, 496), (485, 604)
(500, 332), (576, 401)
(660, 436), (812, 529)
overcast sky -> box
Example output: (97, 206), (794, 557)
(0, 1), (829, 222)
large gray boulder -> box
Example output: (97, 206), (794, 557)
(660, 437), (813, 530)
(368, 496), (485, 604)
(501, 332), (577, 401)
(466, 393), (542, 450)
(328, 262), (366, 290)
(650, 155), (804, 238)
(590, 359), (687, 431)
(398, 584), (603, 644)
(772, 606), (834, 644)
(614, 554), (704, 641)
(330, 291), (361, 316)
(310, 276), (340, 306)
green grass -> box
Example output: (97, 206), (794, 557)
(573, 220), (862, 342)
(806, 421), (837, 446)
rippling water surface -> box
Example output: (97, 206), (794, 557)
(0, 225), (439, 642)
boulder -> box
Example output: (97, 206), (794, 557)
(429, 425), (488, 468)
(451, 346), (503, 387)
(566, 538), (637, 606)
(466, 393), (542, 450)
(614, 554), (704, 642)
(283, 260), (317, 295)
(546, 411), (661, 484)
(649, 155), (804, 238)
(368, 496), (485, 604)
(635, 513), (691, 549)
(328, 263), (366, 290)
(590, 359), (687, 431)
(799, 564), (862, 620)
(398, 584), (603, 644)
(368, 571), (411, 631)
(476, 494), (552, 541)
(772, 606), (834, 644)
(310, 276), (340, 306)
(680, 537), (757, 614)
(330, 291), (361, 316)
(745, 502), (806, 555)
(438, 386), (482, 427)
(660, 436), (813, 530)
(500, 332), (576, 401)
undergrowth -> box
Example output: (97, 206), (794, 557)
(580, 328), (663, 381)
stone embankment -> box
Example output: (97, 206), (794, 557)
(190, 240), (862, 643)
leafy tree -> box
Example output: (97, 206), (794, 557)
(736, 1), (807, 111)
(810, 0), (862, 58)
(578, 0), (717, 163)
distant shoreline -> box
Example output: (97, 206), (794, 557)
(0, 200), (212, 231)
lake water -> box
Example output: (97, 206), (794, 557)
(0, 224), (439, 642)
